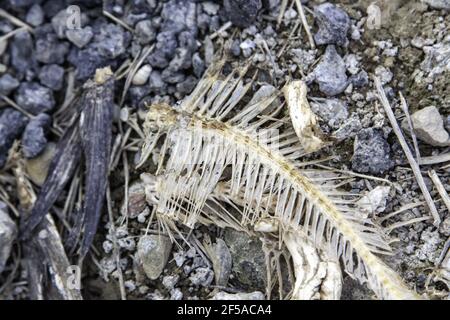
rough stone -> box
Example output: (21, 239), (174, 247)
(189, 267), (214, 287)
(91, 23), (131, 59)
(135, 20), (156, 45)
(15, 82), (55, 115)
(21, 113), (51, 159)
(66, 26), (94, 48)
(0, 108), (28, 168)
(356, 186), (391, 218)
(402, 106), (450, 147)
(137, 235), (172, 280)
(224, 228), (266, 290)
(38, 64), (65, 91)
(35, 26), (70, 65)
(351, 128), (394, 175)
(310, 98), (348, 129)
(224, 0), (262, 28)
(26, 4), (44, 27)
(10, 30), (37, 76)
(314, 3), (350, 47)
(310, 45), (348, 96)
(0, 74), (20, 95)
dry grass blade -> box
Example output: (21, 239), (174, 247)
(428, 170), (450, 214)
(374, 76), (440, 227)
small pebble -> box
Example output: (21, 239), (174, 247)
(224, 0), (262, 28)
(310, 45), (348, 96)
(352, 128), (394, 175)
(22, 113), (51, 159)
(26, 4), (44, 27)
(66, 26), (94, 48)
(38, 64), (65, 91)
(314, 3), (350, 47)
(0, 74), (20, 95)
(15, 82), (55, 115)
(0, 108), (28, 168)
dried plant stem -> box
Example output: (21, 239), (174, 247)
(374, 76), (440, 227)
(102, 10), (133, 32)
(294, 0), (315, 49)
(0, 9), (33, 31)
(428, 170), (450, 214)
(399, 92), (421, 163)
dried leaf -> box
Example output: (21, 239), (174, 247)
(21, 123), (82, 239)
(79, 67), (114, 257)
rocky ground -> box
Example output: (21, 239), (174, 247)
(0, 0), (449, 300)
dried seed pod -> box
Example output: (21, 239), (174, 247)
(132, 64), (152, 86)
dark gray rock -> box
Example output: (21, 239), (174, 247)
(311, 45), (348, 96)
(51, 9), (72, 38)
(15, 82), (55, 115)
(10, 30), (37, 76)
(91, 23), (131, 59)
(22, 113), (51, 158)
(66, 26), (94, 48)
(161, 69), (186, 84)
(67, 46), (116, 81)
(224, 0), (262, 28)
(352, 128), (394, 175)
(176, 76), (197, 96)
(161, 0), (197, 34)
(148, 70), (167, 93)
(350, 70), (369, 88)
(192, 53), (205, 78)
(314, 3), (350, 47)
(224, 228), (266, 291)
(135, 20), (156, 45)
(0, 108), (28, 168)
(230, 39), (241, 57)
(0, 74), (20, 95)
(167, 47), (192, 72)
(26, 4), (44, 27)
(38, 64), (65, 91)
(35, 26), (70, 64)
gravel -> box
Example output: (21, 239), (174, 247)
(35, 25), (70, 65)
(66, 27), (94, 49)
(38, 64), (65, 91)
(21, 113), (52, 159)
(10, 30), (37, 77)
(309, 45), (348, 96)
(137, 235), (172, 280)
(351, 128), (394, 175)
(310, 98), (348, 129)
(0, 108), (28, 168)
(224, 0), (262, 28)
(15, 82), (55, 115)
(401, 106), (450, 147)
(25, 4), (44, 27)
(314, 2), (351, 47)
(0, 74), (20, 95)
